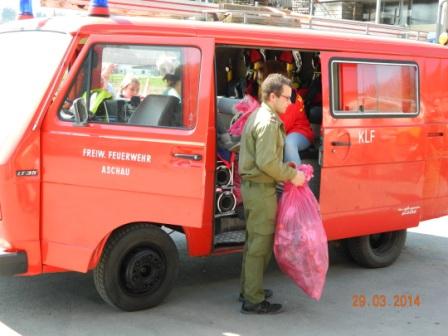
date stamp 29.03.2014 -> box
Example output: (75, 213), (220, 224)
(352, 294), (421, 308)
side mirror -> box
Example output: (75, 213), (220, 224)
(72, 97), (89, 126)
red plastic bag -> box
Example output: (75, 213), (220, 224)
(274, 164), (328, 300)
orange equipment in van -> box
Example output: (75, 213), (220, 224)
(0, 0), (447, 311)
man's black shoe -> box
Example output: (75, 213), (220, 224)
(238, 289), (273, 303)
(241, 300), (283, 314)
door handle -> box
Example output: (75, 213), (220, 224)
(331, 141), (351, 147)
(173, 153), (203, 161)
(427, 132), (444, 137)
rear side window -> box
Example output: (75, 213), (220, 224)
(331, 60), (419, 117)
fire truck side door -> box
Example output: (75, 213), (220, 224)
(41, 35), (215, 271)
(319, 52), (425, 240)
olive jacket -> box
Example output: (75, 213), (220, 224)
(238, 102), (297, 184)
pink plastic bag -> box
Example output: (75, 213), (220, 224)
(274, 164), (328, 300)
(228, 94), (260, 137)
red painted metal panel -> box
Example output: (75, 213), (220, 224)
(320, 162), (424, 215)
(319, 51), (425, 234)
(438, 60), (448, 210)
(40, 34), (215, 271)
(324, 205), (420, 240)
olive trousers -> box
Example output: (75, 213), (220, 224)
(240, 180), (277, 304)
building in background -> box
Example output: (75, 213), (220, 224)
(1, 0), (445, 34)
(219, 0), (442, 32)
(292, 0), (440, 32)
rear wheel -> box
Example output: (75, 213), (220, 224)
(93, 223), (179, 311)
(347, 230), (407, 268)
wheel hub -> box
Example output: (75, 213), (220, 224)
(370, 233), (393, 254)
(122, 249), (166, 295)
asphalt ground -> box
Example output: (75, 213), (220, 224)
(0, 217), (447, 336)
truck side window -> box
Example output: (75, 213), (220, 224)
(59, 44), (201, 129)
(331, 60), (419, 117)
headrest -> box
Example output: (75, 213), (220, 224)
(128, 94), (180, 127)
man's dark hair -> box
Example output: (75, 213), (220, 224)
(163, 66), (181, 87)
(261, 74), (291, 102)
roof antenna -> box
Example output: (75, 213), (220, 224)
(88, 0), (110, 17)
(18, 0), (34, 20)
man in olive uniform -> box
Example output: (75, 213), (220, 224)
(239, 74), (305, 314)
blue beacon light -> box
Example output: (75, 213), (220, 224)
(88, 0), (110, 17)
(18, 0), (34, 20)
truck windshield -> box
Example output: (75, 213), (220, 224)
(0, 31), (71, 164)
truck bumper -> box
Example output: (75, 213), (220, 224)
(0, 251), (27, 275)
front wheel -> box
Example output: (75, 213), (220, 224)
(93, 223), (179, 311)
(346, 230), (407, 268)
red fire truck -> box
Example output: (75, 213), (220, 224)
(0, 0), (447, 311)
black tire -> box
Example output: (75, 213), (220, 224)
(93, 223), (179, 311)
(347, 230), (407, 268)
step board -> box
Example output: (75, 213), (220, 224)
(214, 230), (246, 247)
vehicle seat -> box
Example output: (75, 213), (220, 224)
(217, 97), (241, 116)
(128, 94), (181, 127)
(308, 106), (322, 125)
(299, 109), (322, 161)
(102, 99), (128, 123)
(216, 97), (241, 151)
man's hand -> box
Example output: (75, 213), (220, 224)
(290, 171), (306, 187)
